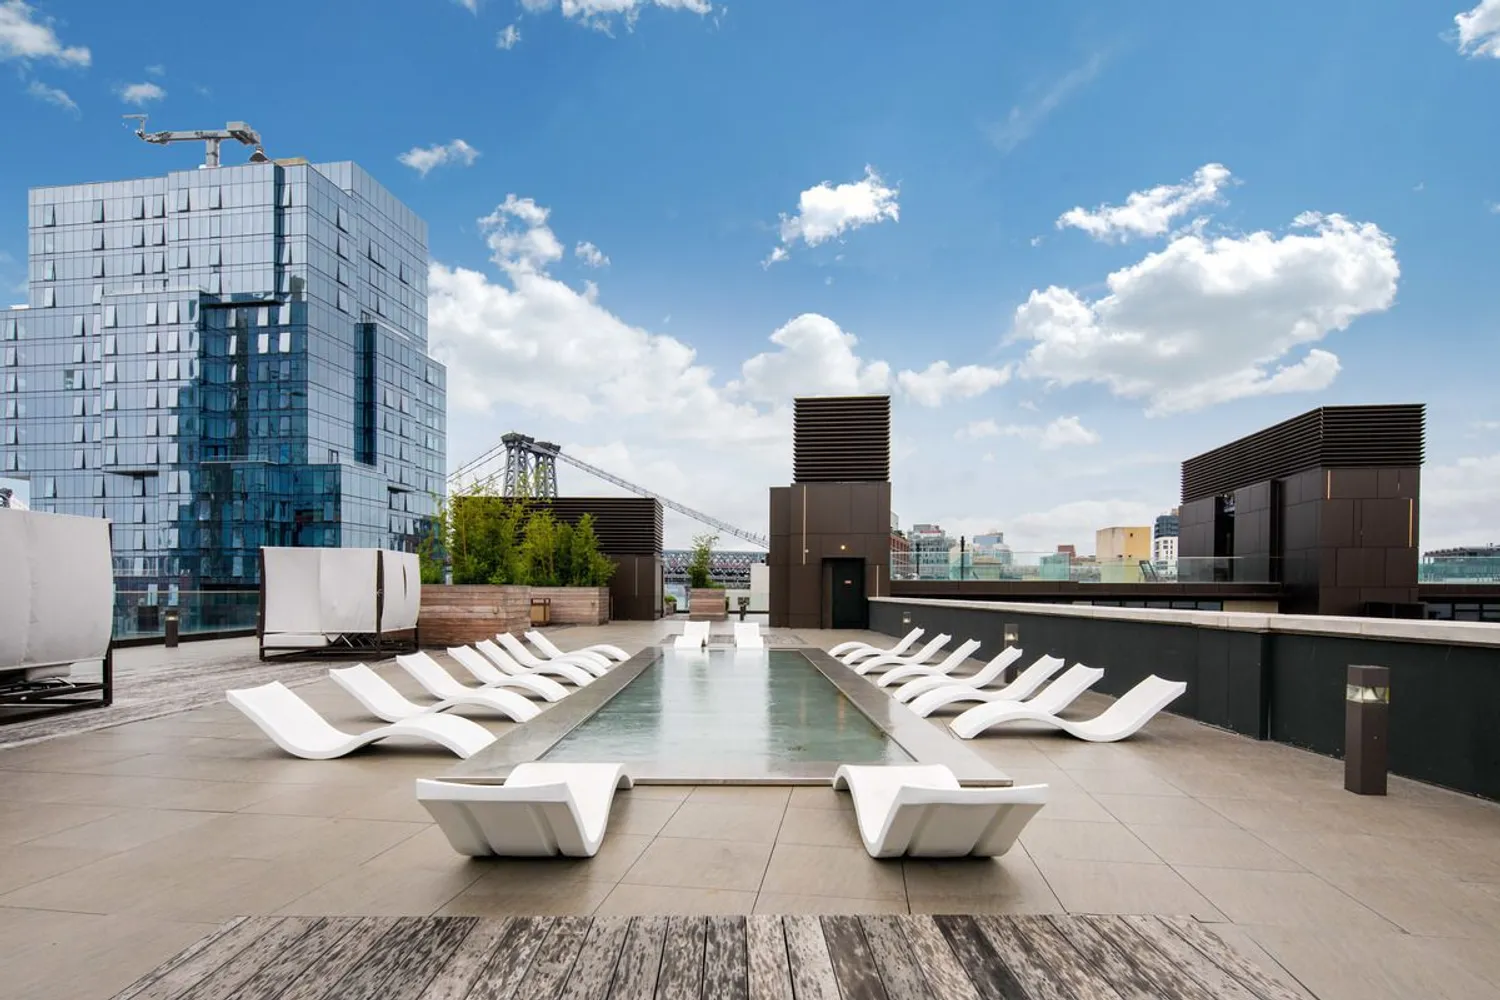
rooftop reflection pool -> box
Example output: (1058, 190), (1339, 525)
(539, 647), (912, 776)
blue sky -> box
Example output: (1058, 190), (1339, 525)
(3, 0), (1499, 551)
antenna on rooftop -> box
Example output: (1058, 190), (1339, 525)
(123, 114), (268, 168)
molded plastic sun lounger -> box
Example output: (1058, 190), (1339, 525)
(843, 631), (950, 667)
(950, 674), (1187, 742)
(850, 634), (957, 675)
(474, 640), (595, 686)
(330, 663), (540, 724)
(892, 651), (1061, 704)
(517, 634), (612, 672)
(673, 621), (711, 650)
(733, 622), (764, 649)
(526, 630), (629, 663)
(400, 651), (569, 702)
(497, 632), (609, 676)
(227, 681), (496, 760)
(417, 762), (634, 857)
(832, 764), (1049, 859)
(401, 652), (565, 704)
(875, 639), (992, 687)
(830, 627), (923, 661)
(914, 662), (1104, 720)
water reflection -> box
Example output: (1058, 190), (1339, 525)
(543, 648), (910, 770)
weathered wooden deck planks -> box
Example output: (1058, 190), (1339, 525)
(111, 913), (1303, 1000)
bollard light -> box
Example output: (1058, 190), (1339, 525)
(163, 607), (180, 649)
(1003, 623), (1020, 681)
(901, 610), (912, 626)
(1344, 664), (1390, 796)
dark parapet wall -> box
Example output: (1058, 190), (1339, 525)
(793, 395), (891, 483)
(1181, 404), (1425, 504)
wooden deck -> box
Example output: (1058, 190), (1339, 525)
(111, 913), (1304, 1000)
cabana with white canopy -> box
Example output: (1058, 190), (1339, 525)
(257, 546), (422, 659)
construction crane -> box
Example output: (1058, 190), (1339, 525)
(124, 115), (269, 168)
(448, 434), (769, 549)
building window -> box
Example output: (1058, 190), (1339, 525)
(92, 230), (105, 250)
(256, 332), (269, 354)
(42, 287), (55, 308)
(208, 244), (221, 266)
(92, 200), (105, 223)
(176, 247), (190, 268)
(151, 194), (166, 217)
(151, 252), (165, 273)
(209, 186), (222, 209)
(146, 360), (159, 381)
(165, 300), (179, 324)
(132, 254), (145, 275)
(398, 260), (409, 284)
(93, 284), (103, 304)
(336, 262), (349, 285)
(132, 196), (145, 219)
(278, 330), (291, 353)
(207, 272), (221, 294)
(70, 344), (83, 364)
(72, 315), (85, 336)
(73, 423), (84, 443)
(175, 188), (190, 212)
(42, 234), (54, 253)
(104, 335), (116, 355)
(73, 450), (85, 470)
(145, 302), (159, 326)
(336, 288), (350, 312)
(132, 226), (145, 247)
(336, 205), (349, 232)
(93, 257), (104, 278)
(42, 204), (56, 226)
(104, 389), (116, 410)
(337, 234), (349, 259)
(151, 224), (165, 245)
(104, 363), (116, 382)
(43, 260), (55, 281)
(104, 305), (117, 327)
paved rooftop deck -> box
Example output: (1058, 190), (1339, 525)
(1, 621), (1498, 999)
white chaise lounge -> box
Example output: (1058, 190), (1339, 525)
(950, 674), (1187, 742)
(512, 633), (612, 672)
(400, 651), (569, 702)
(526, 630), (629, 664)
(733, 622), (764, 649)
(915, 662), (1104, 720)
(830, 627), (924, 662)
(892, 652), (1063, 705)
(227, 681), (495, 760)
(474, 640), (595, 686)
(874, 639), (991, 687)
(852, 635), (964, 676)
(673, 621), (711, 650)
(497, 633), (610, 676)
(843, 632), (951, 667)
(330, 664), (540, 724)
(832, 764), (1049, 859)
(417, 762), (634, 857)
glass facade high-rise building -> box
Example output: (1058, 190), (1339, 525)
(1, 159), (446, 592)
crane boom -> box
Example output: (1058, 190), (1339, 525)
(125, 116), (267, 168)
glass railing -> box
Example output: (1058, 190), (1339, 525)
(113, 589), (260, 641)
(1420, 557), (1500, 584)
(889, 552), (1277, 584)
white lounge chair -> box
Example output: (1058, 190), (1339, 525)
(843, 631), (951, 667)
(847, 634), (953, 673)
(417, 762), (634, 857)
(329, 663), (540, 724)
(892, 652), (1061, 704)
(518, 633), (612, 672)
(227, 681), (495, 760)
(400, 651), (569, 702)
(875, 639), (989, 688)
(497, 632), (609, 677)
(733, 622), (764, 649)
(474, 640), (595, 686)
(673, 621), (711, 650)
(526, 630), (629, 663)
(915, 662), (1103, 720)
(832, 764), (1049, 859)
(852, 634), (960, 676)
(950, 674), (1187, 741)
(830, 627), (924, 661)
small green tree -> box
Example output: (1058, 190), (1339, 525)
(568, 514), (615, 587)
(521, 508), (560, 586)
(687, 532), (717, 589)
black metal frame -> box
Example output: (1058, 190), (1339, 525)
(256, 548), (419, 661)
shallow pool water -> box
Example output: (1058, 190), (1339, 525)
(540, 648), (911, 773)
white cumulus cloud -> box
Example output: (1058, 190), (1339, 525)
(0, 1), (89, 66)
(398, 139), (480, 176)
(118, 81), (165, 105)
(574, 241), (609, 268)
(497, 23), (521, 48)
(1016, 208), (1399, 415)
(26, 78), (74, 111)
(521, 0), (710, 33)
(955, 416), (1099, 449)
(1422, 453), (1500, 550)
(1057, 163), (1233, 242)
(764, 166), (899, 267)
(896, 362), (1010, 408)
(1455, 0), (1500, 58)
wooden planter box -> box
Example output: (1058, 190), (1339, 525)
(528, 586), (610, 626)
(418, 584), (532, 647)
(688, 588), (728, 621)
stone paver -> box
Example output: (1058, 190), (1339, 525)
(0, 619), (1496, 999)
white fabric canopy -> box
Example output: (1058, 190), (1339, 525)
(0, 509), (113, 671)
(380, 550), (421, 632)
(261, 546), (420, 638)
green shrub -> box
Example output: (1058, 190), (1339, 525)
(687, 532), (717, 589)
(424, 481), (617, 588)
